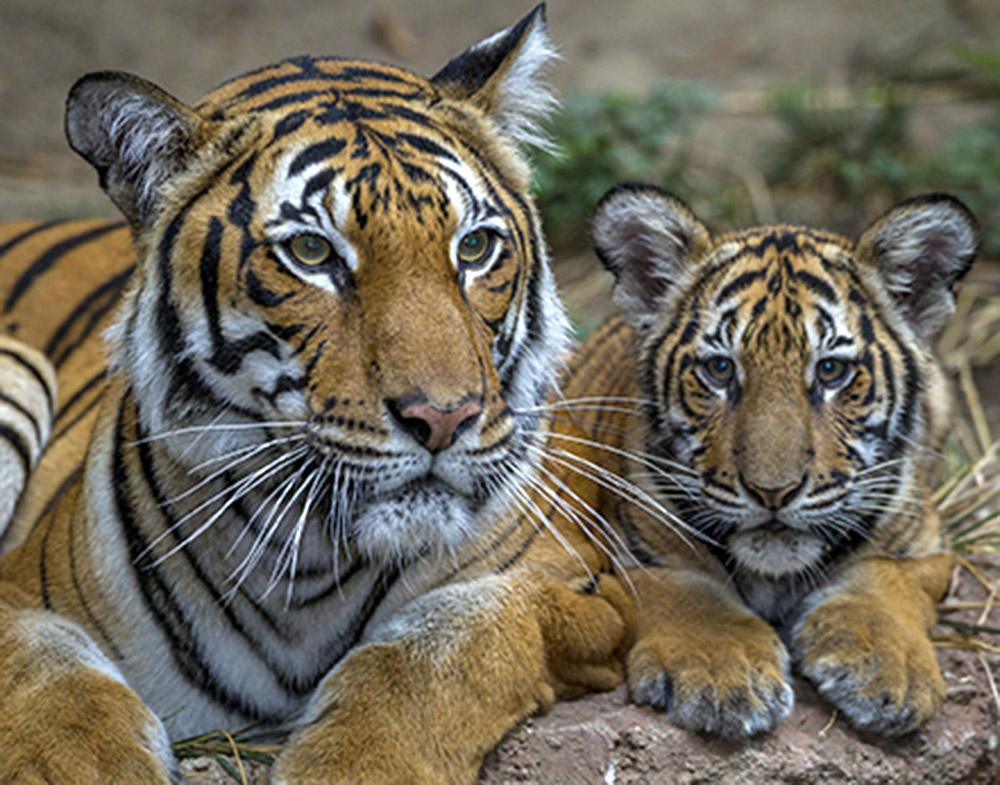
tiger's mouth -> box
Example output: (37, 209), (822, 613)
(394, 475), (463, 499)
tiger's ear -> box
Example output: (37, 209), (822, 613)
(431, 4), (557, 149)
(65, 71), (202, 230)
(591, 183), (712, 331)
(856, 194), (979, 339)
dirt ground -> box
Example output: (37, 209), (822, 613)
(2, 1), (999, 782)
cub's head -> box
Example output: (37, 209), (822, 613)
(65, 7), (569, 562)
(592, 184), (978, 578)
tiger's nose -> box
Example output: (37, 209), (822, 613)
(388, 398), (483, 452)
(741, 475), (807, 510)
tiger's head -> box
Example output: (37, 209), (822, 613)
(64, 7), (569, 563)
(592, 184), (978, 579)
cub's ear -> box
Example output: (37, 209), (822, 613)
(856, 194), (979, 339)
(431, 4), (557, 149)
(591, 183), (712, 331)
(65, 71), (201, 229)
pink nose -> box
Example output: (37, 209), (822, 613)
(391, 399), (483, 452)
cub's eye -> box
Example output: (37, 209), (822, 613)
(288, 234), (333, 267)
(816, 357), (851, 387)
(457, 229), (496, 267)
(702, 356), (735, 387)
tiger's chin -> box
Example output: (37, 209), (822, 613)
(727, 526), (826, 578)
(351, 481), (479, 564)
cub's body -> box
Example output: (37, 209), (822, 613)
(577, 187), (976, 737)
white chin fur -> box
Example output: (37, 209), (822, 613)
(351, 491), (476, 563)
(728, 529), (825, 577)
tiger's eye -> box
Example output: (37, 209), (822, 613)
(289, 234), (333, 267)
(457, 229), (494, 266)
(703, 356), (735, 386)
(816, 357), (850, 386)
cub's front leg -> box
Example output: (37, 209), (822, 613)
(271, 571), (628, 785)
(0, 584), (176, 785)
(791, 553), (953, 735)
(626, 566), (794, 737)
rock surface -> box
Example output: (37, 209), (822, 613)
(178, 648), (997, 784)
(480, 650), (998, 785)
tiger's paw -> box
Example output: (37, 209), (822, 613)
(271, 745), (437, 785)
(536, 572), (629, 698)
(627, 614), (793, 737)
(792, 597), (943, 736)
(0, 669), (176, 785)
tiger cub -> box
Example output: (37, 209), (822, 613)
(566, 183), (978, 737)
(0, 8), (629, 784)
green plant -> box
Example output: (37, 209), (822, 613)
(764, 83), (915, 234)
(532, 84), (720, 248)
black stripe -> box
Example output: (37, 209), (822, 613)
(51, 391), (104, 446)
(714, 268), (767, 305)
(4, 222), (123, 312)
(0, 347), (54, 415)
(55, 369), (106, 425)
(46, 266), (134, 368)
(200, 217), (280, 374)
(0, 220), (64, 257)
(0, 423), (30, 477)
(68, 507), (125, 660)
(288, 558), (366, 609)
(0, 391), (41, 443)
(794, 269), (839, 304)
(288, 137), (347, 176)
(134, 417), (304, 692)
(396, 132), (457, 161)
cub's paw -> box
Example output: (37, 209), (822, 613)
(627, 615), (793, 737)
(792, 598), (943, 735)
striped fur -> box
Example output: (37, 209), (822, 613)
(570, 185), (978, 737)
(0, 336), (57, 539)
(0, 9), (630, 784)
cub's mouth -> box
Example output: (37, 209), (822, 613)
(727, 521), (826, 577)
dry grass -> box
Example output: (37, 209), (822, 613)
(172, 727), (281, 782)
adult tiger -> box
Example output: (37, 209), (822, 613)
(562, 184), (978, 737)
(0, 8), (629, 784)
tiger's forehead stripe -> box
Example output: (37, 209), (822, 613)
(199, 56), (432, 119)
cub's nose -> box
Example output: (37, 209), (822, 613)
(741, 475), (807, 510)
(387, 397), (483, 452)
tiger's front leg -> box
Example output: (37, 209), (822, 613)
(0, 583), (176, 785)
(791, 552), (953, 735)
(271, 571), (628, 785)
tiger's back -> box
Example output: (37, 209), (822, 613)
(0, 219), (131, 547)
